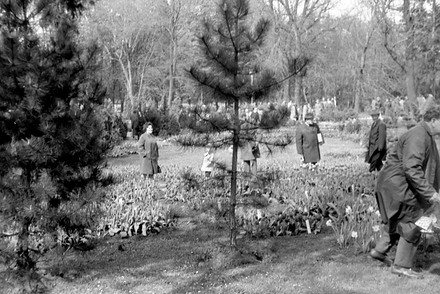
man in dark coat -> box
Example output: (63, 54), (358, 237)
(365, 110), (387, 172)
(296, 112), (324, 167)
(369, 106), (440, 279)
(130, 110), (140, 140)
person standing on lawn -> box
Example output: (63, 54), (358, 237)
(138, 122), (160, 179)
(370, 106), (440, 279)
(239, 140), (259, 176)
(296, 112), (324, 168)
(201, 143), (215, 177)
(130, 110), (140, 140)
(365, 109), (387, 172)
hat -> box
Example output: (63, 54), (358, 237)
(370, 110), (380, 116)
(304, 113), (314, 120)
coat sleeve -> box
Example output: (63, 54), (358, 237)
(402, 132), (437, 202)
(296, 126), (304, 155)
(138, 135), (145, 155)
(378, 123), (386, 151)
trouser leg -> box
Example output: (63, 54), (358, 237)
(394, 236), (419, 268)
(375, 224), (399, 254)
(250, 159), (257, 176)
(243, 160), (251, 173)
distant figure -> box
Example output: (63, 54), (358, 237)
(250, 107), (260, 124)
(130, 110), (140, 140)
(365, 110), (387, 172)
(384, 98), (392, 116)
(314, 100), (322, 121)
(201, 144), (215, 177)
(138, 122), (159, 179)
(296, 112), (324, 168)
(239, 141), (259, 176)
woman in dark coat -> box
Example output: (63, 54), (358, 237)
(296, 112), (324, 166)
(370, 107), (440, 278)
(138, 122), (159, 179)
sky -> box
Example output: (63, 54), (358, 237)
(330, 0), (359, 16)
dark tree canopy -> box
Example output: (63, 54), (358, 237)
(0, 0), (109, 270)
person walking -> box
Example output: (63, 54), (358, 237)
(138, 122), (160, 179)
(369, 106), (440, 279)
(296, 112), (324, 168)
(365, 109), (387, 172)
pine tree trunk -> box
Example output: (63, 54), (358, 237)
(16, 218), (35, 270)
(229, 99), (239, 248)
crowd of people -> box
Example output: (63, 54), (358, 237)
(370, 94), (436, 118)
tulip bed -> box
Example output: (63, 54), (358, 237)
(101, 137), (383, 253)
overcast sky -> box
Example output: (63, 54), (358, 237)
(331, 0), (358, 16)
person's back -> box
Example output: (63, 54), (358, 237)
(384, 123), (432, 172)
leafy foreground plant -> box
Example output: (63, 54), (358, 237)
(98, 167), (176, 238)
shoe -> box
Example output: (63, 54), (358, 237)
(369, 249), (392, 266)
(391, 266), (424, 279)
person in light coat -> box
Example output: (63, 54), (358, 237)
(138, 122), (159, 179)
(201, 144), (215, 177)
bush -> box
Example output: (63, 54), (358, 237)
(320, 108), (358, 122)
(115, 115), (128, 139)
(344, 119), (362, 134)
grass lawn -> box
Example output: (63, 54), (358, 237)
(2, 137), (440, 294)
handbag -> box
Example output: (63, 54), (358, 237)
(157, 165), (162, 173)
(317, 132), (323, 144)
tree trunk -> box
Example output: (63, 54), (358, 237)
(405, 59), (417, 108)
(294, 76), (302, 105)
(16, 217), (35, 270)
(403, 0), (417, 113)
(292, 24), (302, 106)
(283, 79), (290, 101)
(354, 78), (361, 113)
(167, 34), (176, 114)
(432, 0), (437, 98)
(229, 98), (239, 248)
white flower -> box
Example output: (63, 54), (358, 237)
(375, 210), (381, 217)
(372, 225), (380, 232)
(326, 219), (332, 227)
(351, 231), (358, 239)
(256, 209), (263, 220)
(367, 206), (375, 213)
(345, 206), (353, 215)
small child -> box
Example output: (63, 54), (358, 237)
(201, 144), (215, 177)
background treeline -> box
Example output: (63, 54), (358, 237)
(81, 0), (440, 118)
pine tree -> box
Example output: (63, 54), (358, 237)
(178, 0), (308, 247)
(0, 0), (109, 270)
